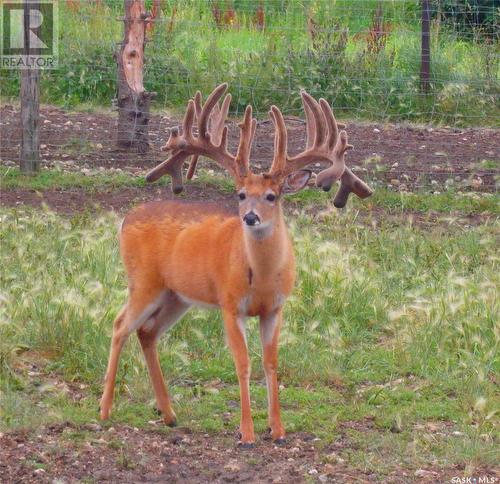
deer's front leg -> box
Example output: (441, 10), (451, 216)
(259, 308), (285, 444)
(222, 309), (255, 447)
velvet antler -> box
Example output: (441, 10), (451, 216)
(268, 91), (372, 205)
(146, 83), (256, 193)
(147, 84), (372, 207)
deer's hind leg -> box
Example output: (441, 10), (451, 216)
(100, 288), (167, 421)
(137, 291), (189, 427)
(100, 304), (128, 420)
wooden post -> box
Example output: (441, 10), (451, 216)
(116, 0), (155, 153)
(420, 0), (431, 93)
(20, 1), (41, 173)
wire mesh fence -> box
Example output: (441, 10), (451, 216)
(0, 0), (498, 193)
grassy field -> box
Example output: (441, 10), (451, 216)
(1, 0), (498, 125)
(1, 170), (499, 476)
(2, 165), (499, 213)
(0, 0), (498, 479)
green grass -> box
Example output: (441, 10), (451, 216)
(2, 166), (499, 215)
(0, 203), (498, 471)
(367, 188), (499, 214)
(0, 1), (498, 125)
(0, 166), (236, 194)
(0, 166), (147, 191)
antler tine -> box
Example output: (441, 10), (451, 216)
(269, 106), (288, 176)
(271, 92), (350, 184)
(212, 93), (232, 145)
(186, 91), (203, 180)
(193, 91), (203, 118)
(209, 102), (221, 132)
(186, 156), (199, 180)
(306, 98), (370, 203)
(187, 92), (231, 180)
(198, 83), (228, 140)
(319, 98), (338, 152)
(301, 92), (327, 148)
(303, 97), (315, 150)
(235, 105), (257, 177)
(181, 100), (196, 142)
(333, 168), (374, 208)
(269, 93), (342, 178)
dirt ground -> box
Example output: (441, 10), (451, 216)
(1, 185), (496, 231)
(1, 357), (499, 483)
(1, 104), (499, 194)
(0, 184), (238, 215)
(2, 422), (496, 483)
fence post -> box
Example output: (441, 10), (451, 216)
(420, 0), (431, 93)
(116, 0), (155, 153)
(20, 1), (41, 173)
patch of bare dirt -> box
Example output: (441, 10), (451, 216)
(1, 186), (495, 230)
(1, 423), (496, 483)
(0, 185), (237, 216)
(1, 104), (498, 192)
(0, 424), (367, 483)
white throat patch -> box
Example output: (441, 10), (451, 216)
(244, 221), (274, 240)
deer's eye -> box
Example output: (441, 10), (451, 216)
(238, 192), (246, 201)
(266, 193), (276, 202)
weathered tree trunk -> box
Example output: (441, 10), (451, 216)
(116, 0), (155, 153)
(420, 0), (431, 93)
(20, 1), (40, 173)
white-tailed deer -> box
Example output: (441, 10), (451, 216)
(100, 84), (372, 447)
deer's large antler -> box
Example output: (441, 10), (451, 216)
(268, 91), (373, 205)
(148, 84), (372, 207)
(185, 88), (232, 181)
(146, 83), (256, 193)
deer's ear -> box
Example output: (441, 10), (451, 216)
(282, 170), (312, 194)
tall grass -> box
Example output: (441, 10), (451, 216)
(0, 207), (497, 420)
(0, 1), (498, 125)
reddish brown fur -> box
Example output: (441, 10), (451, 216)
(121, 196), (294, 317)
(100, 176), (298, 446)
(100, 84), (372, 448)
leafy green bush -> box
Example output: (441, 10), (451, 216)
(436, 0), (499, 39)
(0, 1), (498, 126)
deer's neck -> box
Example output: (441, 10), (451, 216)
(242, 206), (291, 279)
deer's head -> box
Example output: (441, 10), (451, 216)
(146, 84), (373, 237)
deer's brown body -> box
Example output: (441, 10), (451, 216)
(120, 198), (295, 317)
(100, 84), (372, 447)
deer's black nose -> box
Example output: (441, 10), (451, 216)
(243, 211), (260, 226)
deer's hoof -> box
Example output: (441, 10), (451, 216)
(99, 406), (110, 421)
(273, 437), (287, 446)
(157, 408), (177, 427)
(164, 417), (177, 428)
(237, 441), (255, 449)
